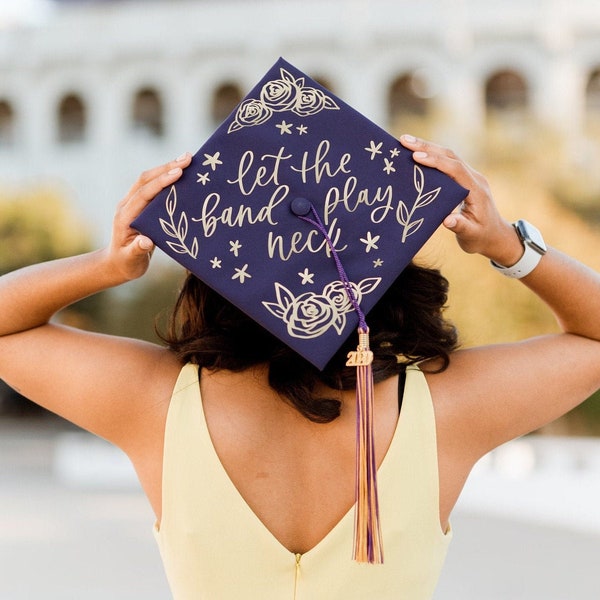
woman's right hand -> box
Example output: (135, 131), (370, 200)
(106, 152), (192, 282)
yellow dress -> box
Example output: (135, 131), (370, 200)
(153, 364), (452, 599)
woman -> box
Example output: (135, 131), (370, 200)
(1, 136), (599, 599)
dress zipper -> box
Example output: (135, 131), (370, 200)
(294, 553), (302, 600)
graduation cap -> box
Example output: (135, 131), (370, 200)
(132, 57), (467, 563)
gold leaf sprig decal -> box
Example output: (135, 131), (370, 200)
(398, 165), (441, 243)
(228, 68), (340, 133)
(159, 186), (199, 259)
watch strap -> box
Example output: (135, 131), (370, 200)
(490, 243), (543, 279)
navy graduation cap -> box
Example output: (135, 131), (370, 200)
(132, 57), (467, 371)
(133, 57), (468, 565)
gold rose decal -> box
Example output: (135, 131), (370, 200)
(399, 165), (442, 243)
(228, 68), (340, 133)
(262, 278), (381, 339)
(159, 186), (199, 259)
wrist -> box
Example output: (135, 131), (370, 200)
(484, 221), (524, 267)
(93, 248), (134, 288)
(490, 220), (547, 279)
(97, 237), (154, 284)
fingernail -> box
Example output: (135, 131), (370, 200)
(413, 151), (428, 159)
(402, 134), (417, 143)
(175, 152), (190, 162)
(139, 236), (153, 250)
(168, 167), (181, 175)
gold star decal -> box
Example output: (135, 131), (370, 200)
(229, 240), (242, 257)
(202, 152), (223, 171)
(383, 158), (396, 174)
(360, 231), (380, 253)
(197, 172), (210, 185)
(276, 120), (293, 135)
(232, 264), (252, 284)
(298, 268), (314, 285)
(364, 140), (383, 160)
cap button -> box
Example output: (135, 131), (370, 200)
(290, 197), (312, 216)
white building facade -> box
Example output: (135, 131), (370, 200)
(1, 0), (600, 240)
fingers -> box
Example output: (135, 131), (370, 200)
(126, 152), (192, 198)
(136, 235), (154, 252)
(119, 152), (192, 224)
(443, 211), (471, 236)
(130, 234), (154, 264)
(443, 212), (459, 230)
(400, 134), (456, 158)
(399, 134), (475, 189)
(112, 233), (155, 282)
(121, 233), (154, 263)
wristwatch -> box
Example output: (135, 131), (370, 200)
(491, 220), (547, 279)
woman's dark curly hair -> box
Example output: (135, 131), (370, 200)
(160, 262), (458, 423)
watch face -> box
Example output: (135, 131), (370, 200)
(515, 220), (547, 255)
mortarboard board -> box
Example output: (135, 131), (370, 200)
(132, 57), (468, 563)
(132, 57), (467, 370)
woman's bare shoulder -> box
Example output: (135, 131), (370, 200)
(426, 335), (600, 461)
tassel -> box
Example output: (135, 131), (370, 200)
(347, 328), (384, 564)
(294, 201), (384, 564)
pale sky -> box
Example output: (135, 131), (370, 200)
(0, 0), (54, 28)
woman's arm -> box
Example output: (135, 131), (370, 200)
(400, 136), (600, 457)
(520, 249), (600, 340)
(0, 154), (192, 451)
(0, 155), (191, 336)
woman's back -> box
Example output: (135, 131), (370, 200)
(154, 363), (451, 599)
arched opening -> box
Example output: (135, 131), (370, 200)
(387, 72), (431, 135)
(131, 87), (164, 138)
(485, 69), (529, 114)
(57, 93), (86, 143)
(211, 82), (243, 125)
(389, 74), (429, 117)
(585, 68), (600, 113)
(583, 68), (600, 141)
(0, 100), (15, 147)
(483, 69), (531, 156)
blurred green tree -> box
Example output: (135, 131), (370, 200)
(0, 184), (91, 273)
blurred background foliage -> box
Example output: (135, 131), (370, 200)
(1, 121), (600, 432)
(0, 184), (90, 272)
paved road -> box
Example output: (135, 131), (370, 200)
(435, 514), (600, 600)
(0, 418), (169, 600)
(1, 418), (599, 599)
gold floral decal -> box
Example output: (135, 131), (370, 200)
(228, 68), (340, 133)
(399, 165), (441, 243)
(262, 278), (381, 339)
(159, 186), (199, 258)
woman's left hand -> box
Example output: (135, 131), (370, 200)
(400, 135), (523, 267)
